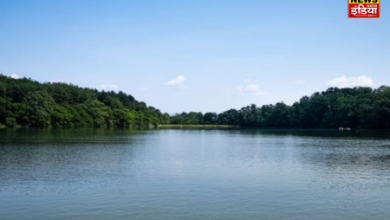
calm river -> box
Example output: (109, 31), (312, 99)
(1, 129), (390, 220)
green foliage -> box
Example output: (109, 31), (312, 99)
(5, 117), (17, 127)
(240, 104), (263, 126)
(22, 91), (55, 127)
(85, 100), (111, 128)
(73, 105), (94, 127)
(0, 74), (166, 128)
(170, 115), (183, 124)
(51, 105), (74, 128)
(113, 108), (136, 128)
(172, 87), (390, 129)
(1, 74), (390, 129)
(0, 82), (6, 97)
(160, 113), (171, 124)
(203, 112), (217, 124)
(217, 109), (240, 125)
(372, 86), (390, 128)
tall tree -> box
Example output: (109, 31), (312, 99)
(22, 91), (55, 127)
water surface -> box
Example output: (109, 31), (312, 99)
(1, 129), (390, 220)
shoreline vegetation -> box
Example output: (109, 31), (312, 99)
(1, 74), (390, 129)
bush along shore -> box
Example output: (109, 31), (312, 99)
(1, 74), (390, 129)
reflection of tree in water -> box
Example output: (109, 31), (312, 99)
(0, 129), (151, 194)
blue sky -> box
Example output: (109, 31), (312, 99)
(0, 0), (389, 113)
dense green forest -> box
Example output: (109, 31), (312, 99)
(173, 87), (390, 129)
(0, 74), (170, 128)
(174, 87), (390, 129)
(1, 74), (390, 129)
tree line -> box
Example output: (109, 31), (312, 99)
(0, 74), (170, 128)
(1, 74), (390, 129)
(170, 87), (390, 129)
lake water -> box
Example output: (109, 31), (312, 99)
(1, 129), (390, 220)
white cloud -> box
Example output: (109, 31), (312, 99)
(245, 83), (260, 92)
(328, 75), (374, 88)
(236, 80), (267, 96)
(165, 75), (185, 86)
(10, 74), (19, 79)
(101, 84), (119, 90)
(295, 80), (305, 86)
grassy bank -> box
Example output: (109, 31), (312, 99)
(157, 124), (239, 128)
